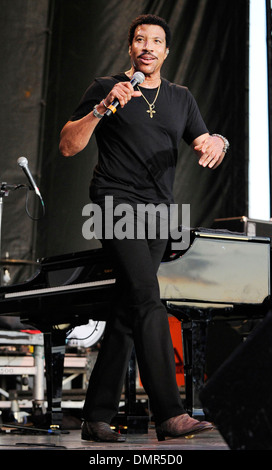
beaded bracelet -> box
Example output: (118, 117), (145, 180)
(212, 134), (230, 153)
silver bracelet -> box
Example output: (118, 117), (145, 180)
(212, 134), (230, 153)
(93, 104), (104, 119)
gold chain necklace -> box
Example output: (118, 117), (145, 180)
(137, 83), (161, 118)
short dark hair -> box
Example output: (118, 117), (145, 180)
(128, 14), (171, 48)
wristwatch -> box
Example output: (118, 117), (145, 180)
(93, 104), (104, 119)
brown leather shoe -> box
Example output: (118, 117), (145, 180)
(156, 413), (213, 441)
(81, 421), (126, 442)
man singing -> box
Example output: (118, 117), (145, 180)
(59, 14), (228, 442)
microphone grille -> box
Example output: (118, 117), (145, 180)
(133, 71), (145, 85)
(17, 156), (28, 167)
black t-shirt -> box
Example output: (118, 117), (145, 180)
(70, 73), (208, 205)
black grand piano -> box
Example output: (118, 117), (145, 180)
(0, 229), (270, 427)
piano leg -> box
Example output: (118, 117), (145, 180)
(124, 348), (149, 433)
(43, 330), (66, 427)
(181, 319), (208, 418)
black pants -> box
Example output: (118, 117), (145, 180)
(82, 208), (185, 425)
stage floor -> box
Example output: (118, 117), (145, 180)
(0, 424), (228, 451)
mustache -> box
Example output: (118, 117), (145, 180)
(138, 52), (157, 59)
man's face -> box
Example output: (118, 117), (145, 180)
(129, 24), (169, 77)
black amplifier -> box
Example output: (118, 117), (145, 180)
(213, 216), (272, 238)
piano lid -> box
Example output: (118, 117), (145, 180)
(158, 230), (271, 305)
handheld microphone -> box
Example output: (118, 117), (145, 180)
(105, 71), (145, 117)
(17, 156), (41, 198)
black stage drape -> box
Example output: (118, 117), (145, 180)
(0, 0), (49, 283)
(0, 0), (249, 264)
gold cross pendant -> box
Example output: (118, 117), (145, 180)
(147, 105), (156, 118)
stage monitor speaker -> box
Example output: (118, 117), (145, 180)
(200, 311), (272, 450)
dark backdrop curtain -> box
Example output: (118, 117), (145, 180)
(0, 0), (249, 262)
(0, 0), (49, 283)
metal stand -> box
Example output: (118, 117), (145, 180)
(0, 330), (45, 413)
(166, 303), (211, 418)
(0, 182), (46, 427)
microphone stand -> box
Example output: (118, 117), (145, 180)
(0, 183), (49, 433)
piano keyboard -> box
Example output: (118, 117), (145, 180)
(4, 279), (116, 299)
